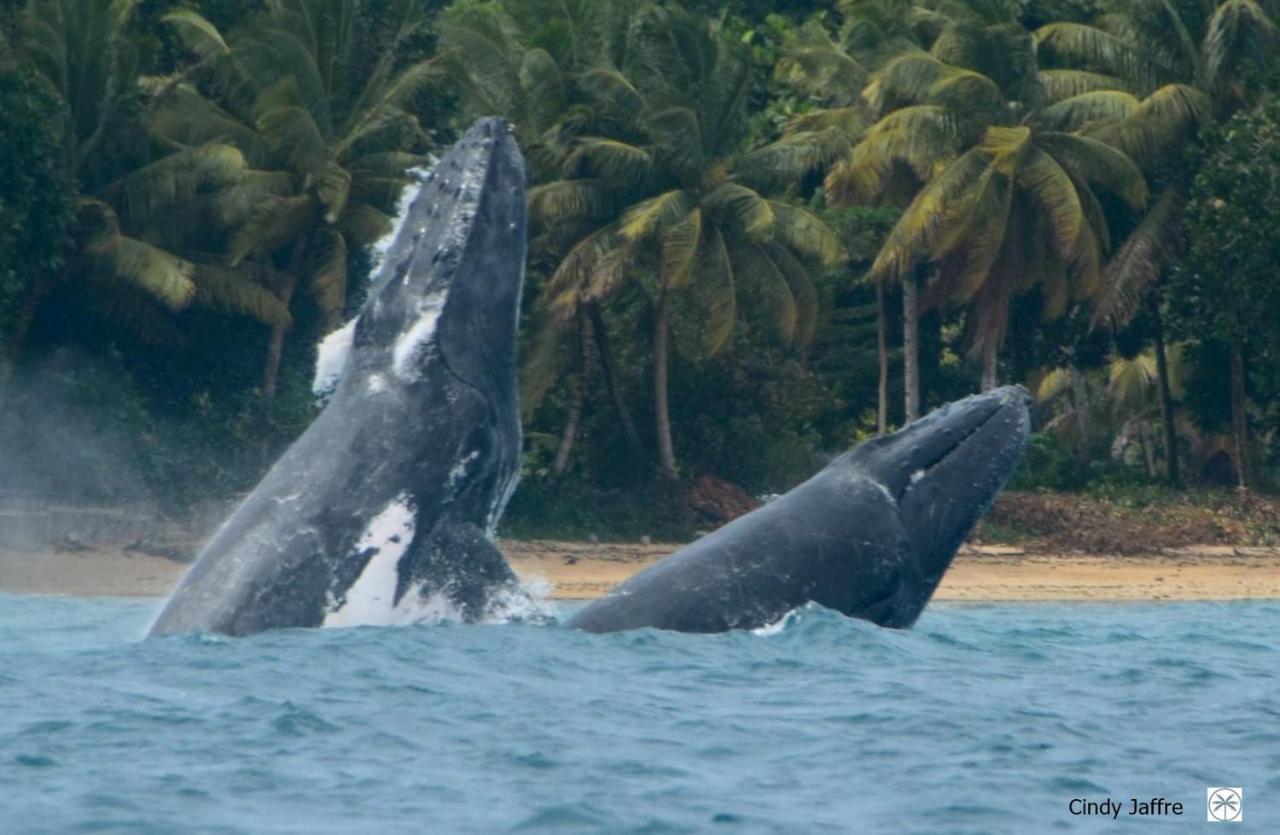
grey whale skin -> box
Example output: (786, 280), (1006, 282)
(568, 386), (1032, 634)
(150, 118), (528, 637)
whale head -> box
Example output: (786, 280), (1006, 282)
(841, 385), (1031, 604)
(350, 117), (526, 412)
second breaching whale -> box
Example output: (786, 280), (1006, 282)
(568, 387), (1032, 634)
(150, 118), (533, 637)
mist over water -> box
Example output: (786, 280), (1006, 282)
(2, 597), (1277, 833)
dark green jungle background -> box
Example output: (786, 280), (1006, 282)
(2, 0), (1279, 540)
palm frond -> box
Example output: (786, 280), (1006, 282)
(1038, 69), (1129, 103)
(1036, 132), (1148, 210)
(579, 67), (645, 115)
(736, 120), (863, 191)
(1040, 90), (1140, 131)
(767, 243), (820, 348)
(213, 170), (298, 227)
(827, 105), (962, 203)
(339, 201), (393, 247)
(564, 138), (654, 187)
(775, 20), (869, 106)
(693, 227), (736, 354)
(192, 263), (292, 326)
(703, 183), (775, 242)
(1105, 84), (1210, 165)
(869, 147), (989, 283)
(659, 208), (702, 290)
(1034, 22), (1157, 91)
(316, 162), (352, 222)
(1107, 350), (1156, 415)
(528, 179), (612, 228)
(1016, 147), (1084, 260)
(161, 9), (230, 61)
(309, 229), (348, 322)
(103, 144), (246, 227)
(1091, 186), (1180, 328)
(1204, 0), (1279, 88)
(732, 245), (798, 344)
(545, 224), (626, 310)
(619, 190), (691, 241)
(936, 166), (1012, 305)
(256, 102), (328, 175)
(768, 201), (845, 267)
(228, 194), (313, 264)
(95, 236), (198, 310)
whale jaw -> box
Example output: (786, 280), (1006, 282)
(843, 385), (1031, 621)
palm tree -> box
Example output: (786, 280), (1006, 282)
(1108, 345), (1184, 478)
(528, 7), (845, 476)
(161, 0), (443, 398)
(818, 7), (1148, 395)
(766, 0), (929, 423)
(872, 123), (1147, 391)
(16, 0), (289, 352)
(1034, 0), (1278, 485)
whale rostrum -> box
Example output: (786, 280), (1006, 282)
(568, 387), (1032, 634)
(149, 118), (531, 637)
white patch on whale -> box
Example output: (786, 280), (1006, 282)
(368, 166), (432, 278)
(448, 450), (479, 488)
(313, 317), (358, 400)
(392, 291), (447, 379)
(323, 495), (417, 627)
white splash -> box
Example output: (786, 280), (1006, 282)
(752, 607), (802, 636)
(323, 495), (417, 627)
(481, 579), (555, 624)
(910, 468), (926, 484)
(392, 291), (447, 379)
(368, 167), (431, 278)
(313, 317), (357, 399)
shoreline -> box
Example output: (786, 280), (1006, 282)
(0, 541), (1277, 602)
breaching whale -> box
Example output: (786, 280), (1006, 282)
(568, 386), (1031, 634)
(150, 118), (531, 637)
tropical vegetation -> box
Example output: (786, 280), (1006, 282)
(1, 0), (1278, 533)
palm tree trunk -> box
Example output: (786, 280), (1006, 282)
(553, 311), (592, 475)
(2, 274), (50, 385)
(1229, 338), (1250, 490)
(876, 280), (888, 435)
(902, 275), (920, 422)
(262, 241), (306, 402)
(1139, 420), (1157, 479)
(980, 340), (999, 392)
(1071, 370), (1090, 470)
(589, 305), (644, 460)
(654, 285), (677, 477)
(1151, 301), (1179, 485)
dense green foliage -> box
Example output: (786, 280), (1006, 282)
(1, 0), (1277, 532)
(0, 62), (73, 369)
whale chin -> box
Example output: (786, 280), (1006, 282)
(567, 387), (1031, 635)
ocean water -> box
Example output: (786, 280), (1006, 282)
(1, 595), (1277, 834)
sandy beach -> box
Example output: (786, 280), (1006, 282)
(1, 540), (1278, 602)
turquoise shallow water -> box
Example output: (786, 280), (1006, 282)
(1, 595), (1277, 834)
